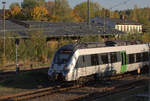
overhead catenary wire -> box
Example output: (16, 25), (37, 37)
(109, 0), (132, 10)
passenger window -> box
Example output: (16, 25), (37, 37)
(110, 52), (118, 63)
(84, 55), (91, 67)
(101, 53), (109, 64)
(129, 54), (135, 64)
(83, 56), (85, 62)
(91, 54), (99, 66)
(117, 52), (121, 62)
(136, 53), (142, 62)
(75, 55), (92, 68)
(143, 52), (149, 61)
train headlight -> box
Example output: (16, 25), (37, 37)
(64, 69), (69, 73)
(63, 68), (69, 74)
(62, 64), (70, 74)
(51, 64), (54, 69)
(48, 69), (52, 75)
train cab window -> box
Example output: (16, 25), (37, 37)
(142, 52), (149, 61)
(129, 54), (135, 64)
(110, 52), (118, 63)
(101, 53), (109, 64)
(91, 54), (99, 66)
(136, 53), (142, 62)
(54, 50), (73, 64)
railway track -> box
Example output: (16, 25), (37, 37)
(28, 75), (148, 101)
(67, 78), (147, 101)
(0, 82), (81, 101)
(0, 73), (148, 101)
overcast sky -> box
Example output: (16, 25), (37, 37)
(0, 0), (150, 10)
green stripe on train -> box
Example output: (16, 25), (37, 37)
(121, 51), (127, 73)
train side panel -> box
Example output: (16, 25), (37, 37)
(68, 44), (149, 81)
(48, 43), (149, 81)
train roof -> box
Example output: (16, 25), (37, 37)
(60, 40), (147, 51)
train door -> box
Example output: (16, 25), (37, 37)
(78, 56), (85, 77)
(120, 51), (127, 73)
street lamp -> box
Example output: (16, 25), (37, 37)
(15, 39), (19, 74)
(103, 8), (106, 40)
(87, 0), (91, 29)
(149, 44), (150, 101)
(2, 0), (6, 56)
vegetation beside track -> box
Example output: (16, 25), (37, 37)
(0, 68), (49, 96)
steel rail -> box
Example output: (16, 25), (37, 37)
(0, 72), (148, 101)
(67, 78), (148, 101)
(0, 84), (81, 101)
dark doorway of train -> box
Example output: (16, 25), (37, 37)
(121, 51), (127, 73)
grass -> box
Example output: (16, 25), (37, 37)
(0, 68), (50, 97)
(0, 62), (50, 72)
(0, 86), (28, 96)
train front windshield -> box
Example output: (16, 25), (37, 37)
(54, 50), (73, 64)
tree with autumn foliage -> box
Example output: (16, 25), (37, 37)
(21, 0), (45, 20)
(142, 33), (150, 42)
(111, 11), (120, 18)
(45, 1), (55, 15)
(71, 9), (84, 22)
(9, 3), (22, 19)
(45, 1), (59, 22)
(31, 6), (48, 21)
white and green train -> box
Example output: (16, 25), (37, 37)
(48, 41), (150, 81)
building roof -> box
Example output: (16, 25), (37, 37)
(0, 20), (124, 38)
(91, 17), (142, 28)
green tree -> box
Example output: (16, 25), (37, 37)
(142, 33), (150, 42)
(73, 1), (102, 22)
(129, 5), (139, 21)
(10, 2), (20, 9)
(58, 37), (73, 47)
(28, 30), (48, 62)
(47, 40), (58, 62)
(110, 11), (120, 18)
(22, 0), (45, 9)
(0, 39), (6, 65)
(18, 39), (29, 62)
(80, 35), (103, 42)
(5, 33), (16, 62)
(54, 0), (73, 22)
(45, 1), (55, 16)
